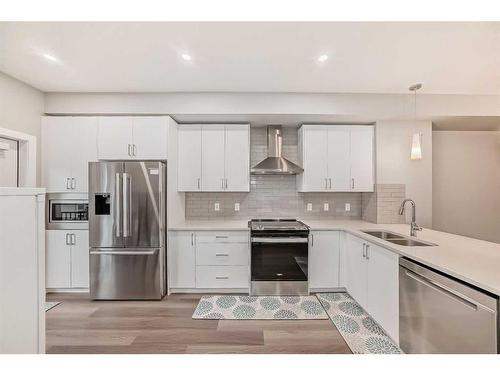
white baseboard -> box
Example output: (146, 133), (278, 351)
(168, 288), (249, 295)
(46, 288), (89, 294)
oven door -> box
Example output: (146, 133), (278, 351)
(251, 236), (309, 295)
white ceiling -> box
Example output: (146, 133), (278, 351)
(0, 22), (499, 94)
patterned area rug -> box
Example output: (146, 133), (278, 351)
(192, 295), (328, 320)
(45, 301), (60, 312)
(317, 293), (403, 354)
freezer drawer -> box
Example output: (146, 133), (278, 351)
(90, 248), (165, 300)
(399, 257), (498, 354)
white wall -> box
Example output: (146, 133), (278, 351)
(433, 131), (500, 243)
(0, 72), (44, 185)
(375, 120), (433, 228)
(44, 92), (500, 118)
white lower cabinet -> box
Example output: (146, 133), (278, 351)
(195, 266), (248, 288)
(168, 230), (249, 290)
(168, 231), (196, 288)
(309, 231), (340, 289)
(46, 230), (89, 289)
(344, 234), (399, 342)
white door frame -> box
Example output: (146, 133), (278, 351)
(0, 127), (36, 187)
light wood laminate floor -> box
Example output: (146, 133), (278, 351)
(46, 293), (351, 354)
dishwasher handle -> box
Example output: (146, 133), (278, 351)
(404, 269), (480, 311)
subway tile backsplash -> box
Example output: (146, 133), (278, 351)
(185, 127), (363, 221)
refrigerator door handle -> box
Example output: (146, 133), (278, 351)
(115, 173), (122, 237)
(90, 250), (158, 256)
(122, 172), (131, 237)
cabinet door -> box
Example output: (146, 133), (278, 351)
(41, 117), (74, 192)
(97, 117), (133, 160)
(168, 232), (196, 288)
(327, 127), (351, 191)
(177, 126), (202, 191)
(366, 243), (399, 342)
(224, 125), (250, 192)
(133, 117), (168, 159)
(344, 234), (367, 308)
(350, 126), (374, 192)
(300, 126), (328, 191)
(309, 231), (340, 289)
(71, 231), (90, 288)
(46, 230), (71, 288)
(70, 117), (98, 192)
(201, 125), (225, 192)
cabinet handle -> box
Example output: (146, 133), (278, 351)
(329, 178), (332, 190)
(133, 144), (137, 157)
(310, 233), (314, 247)
(221, 178), (224, 189)
(127, 144), (131, 157)
(66, 178), (71, 190)
(216, 276), (229, 280)
(65, 233), (70, 245)
(197, 178), (200, 190)
(225, 179), (228, 189)
(71, 178), (76, 190)
(351, 178), (355, 190)
(191, 232), (194, 246)
(325, 178), (328, 189)
(71, 233), (76, 245)
(215, 235), (229, 239)
(362, 243), (366, 258)
(366, 244), (370, 260)
(215, 253), (229, 257)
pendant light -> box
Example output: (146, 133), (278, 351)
(409, 83), (423, 160)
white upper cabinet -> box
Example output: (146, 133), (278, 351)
(97, 116), (168, 160)
(350, 126), (374, 192)
(177, 124), (250, 192)
(224, 125), (250, 192)
(298, 125), (374, 192)
(201, 125), (226, 191)
(178, 125), (202, 191)
(42, 116), (98, 193)
(132, 117), (168, 159)
(297, 126), (328, 191)
(97, 117), (133, 159)
(327, 127), (351, 191)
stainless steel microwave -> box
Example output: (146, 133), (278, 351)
(46, 193), (88, 230)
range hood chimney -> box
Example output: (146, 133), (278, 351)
(251, 125), (304, 175)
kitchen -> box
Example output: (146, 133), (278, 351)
(1, 14), (500, 370)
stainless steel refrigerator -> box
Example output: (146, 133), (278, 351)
(88, 161), (166, 300)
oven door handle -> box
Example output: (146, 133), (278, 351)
(251, 237), (309, 243)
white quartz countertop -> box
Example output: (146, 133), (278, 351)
(169, 218), (500, 296)
(168, 220), (250, 231)
(0, 187), (46, 196)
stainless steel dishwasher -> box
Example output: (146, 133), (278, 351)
(399, 257), (499, 354)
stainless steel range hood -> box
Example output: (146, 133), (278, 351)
(251, 125), (304, 175)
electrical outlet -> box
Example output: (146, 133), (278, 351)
(234, 203), (240, 211)
(323, 203), (329, 211)
(214, 203), (220, 211)
(306, 203), (313, 211)
(345, 203), (351, 212)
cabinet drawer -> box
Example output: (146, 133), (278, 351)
(196, 231), (249, 244)
(195, 266), (249, 288)
(196, 243), (249, 266)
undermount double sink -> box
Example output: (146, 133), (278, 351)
(361, 230), (436, 247)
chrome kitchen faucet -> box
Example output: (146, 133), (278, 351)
(399, 199), (422, 237)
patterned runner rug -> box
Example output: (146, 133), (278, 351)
(192, 295), (328, 320)
(317, 293), (403, 354)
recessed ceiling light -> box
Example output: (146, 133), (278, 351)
(41, 52), (59, 63)
(318, 54), (328, 62)
(181, 53), (192, 61)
